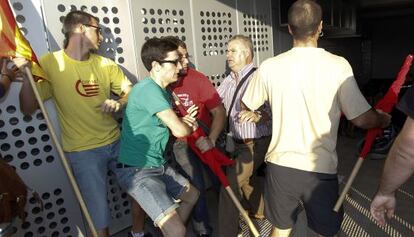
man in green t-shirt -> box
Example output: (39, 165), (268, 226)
(115, 38), (199, 237)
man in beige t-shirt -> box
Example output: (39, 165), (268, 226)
(242, 1), (391, 236)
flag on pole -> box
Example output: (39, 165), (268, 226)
(0, 0), (46, 80)
(334, 54), (413, 212)
(359, 54), (413, 158)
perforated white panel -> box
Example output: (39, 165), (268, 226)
(250, 0), (274, 63)
(1, 1), (86, 237)
(130, 0), (195, 78)
(191, 0), (238, 87)
(42, 0), (139, 82)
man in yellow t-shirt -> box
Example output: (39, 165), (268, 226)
(18, 11), (145, 237)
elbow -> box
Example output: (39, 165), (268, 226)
(19, 94), (38, 116)
(19, 98), (38, 115)
(171, 126), (192, 138)
(20, 104), (37, 116)
(351, 109), (390, 129)
(352, 119), (371, 130)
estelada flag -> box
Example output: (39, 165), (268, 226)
(0, 0), (46, 80)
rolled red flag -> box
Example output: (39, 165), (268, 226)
(171, 92), (235, 187)
(360, 54), (413, 158)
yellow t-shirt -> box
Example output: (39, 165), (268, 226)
(37, 50), (131, 152)
(242, 47), (371, 174)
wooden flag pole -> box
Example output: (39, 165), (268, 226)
(225, 186), (260, 237)
(334, 157), (364, 212)
(24, 66), (98, 237)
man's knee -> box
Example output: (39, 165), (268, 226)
(158, 211), (186, 237)
(270, 226), (292, 237)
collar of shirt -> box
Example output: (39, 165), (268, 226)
(230, 63), (255, 83)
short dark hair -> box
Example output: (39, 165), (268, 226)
(141, 37), (178, 71)
(288, 0), (322, 41)
(62, 11), (99, 48)
(161, 36), (187, 50)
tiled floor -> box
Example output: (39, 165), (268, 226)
(113, 133), (414, 237)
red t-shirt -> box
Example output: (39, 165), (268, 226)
(169, 68), (222, 127)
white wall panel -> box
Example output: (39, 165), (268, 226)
(2, 1), (86, 237)
(190, 0), (238, 87)
(130, 0), (195, 78)
(41, 0), (139, 82)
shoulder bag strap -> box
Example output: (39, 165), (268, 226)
(224, 67), (257, 132)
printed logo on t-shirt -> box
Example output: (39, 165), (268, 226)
(177, 93), (194, 107)
(75, 79), (100, 97)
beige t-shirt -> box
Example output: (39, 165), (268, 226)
(242, 47), (371, 174)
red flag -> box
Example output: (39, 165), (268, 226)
(359, 54), (413, 158)
(172, 92), (235, 187)
(0, 0), (46, 80)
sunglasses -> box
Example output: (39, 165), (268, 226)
(84, 24), (102, 33)
(158, 59), (181, 66)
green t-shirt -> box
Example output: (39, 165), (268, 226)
(119, 77), (171, 168)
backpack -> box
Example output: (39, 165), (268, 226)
(0, 159), (31, 223)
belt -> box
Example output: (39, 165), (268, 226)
(233, 138), (254, 144)
(116, 163), (135, 168)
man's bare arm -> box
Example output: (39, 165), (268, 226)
(208, 104), (226, 144)
(101, 84), (132, 113)
(377, 117), (414, 195)
(370, 116), (414, 225)
(157, 108), (197, 138)
(350, 108), (391, 129)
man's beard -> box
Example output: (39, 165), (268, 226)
(178, 68), (188, 77)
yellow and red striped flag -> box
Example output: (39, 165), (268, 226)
(0, 0), (46, 80)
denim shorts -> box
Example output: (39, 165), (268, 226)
(65, 140), (119, 230)
(115, 163), (189, 226)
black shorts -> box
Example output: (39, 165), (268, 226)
(264, 163), (344, 237)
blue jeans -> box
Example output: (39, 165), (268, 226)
(115, 163), (189, 227)
(172, 140), (217, 235)
(65, 140), (119, 230)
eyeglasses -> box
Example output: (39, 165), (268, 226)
(158, 59), (181, 66)
(84, 24), (102, 33)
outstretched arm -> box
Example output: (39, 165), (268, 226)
(207, 104), (226, 144)
(195, 104), (226, 153)
(19, 75), (40, 115)
(157, 105), (198, 138)
(370, 116), (414, 226)
(10, 57), (42, 115)
(350, 108), (391, 129)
